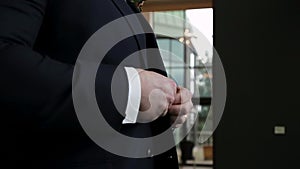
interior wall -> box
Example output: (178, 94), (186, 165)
(214, 0), (300, 169)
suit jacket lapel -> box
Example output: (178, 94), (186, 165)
(111, 0), (148, 68)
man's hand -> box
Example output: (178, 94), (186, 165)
(168, 87), (193, 128)
(135, 69), (193, 126)
(136, 69), (177, 123)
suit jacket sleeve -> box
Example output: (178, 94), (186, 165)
(0, 0), (125, 132)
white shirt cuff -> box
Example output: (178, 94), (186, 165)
(122, 67), (141, 124)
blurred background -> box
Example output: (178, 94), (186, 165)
(143, 1), (214, 168)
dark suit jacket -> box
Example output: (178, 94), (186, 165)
(0, 0), (178, 168)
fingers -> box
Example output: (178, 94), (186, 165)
(169, 99), (193, 128)
(170, 114), (188, 128)
(173, 87), (193, 105)
(168, 100), (193, 116)
(168, 86), (193, 128)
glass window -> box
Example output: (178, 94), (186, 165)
(150, 8), (214, 164)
